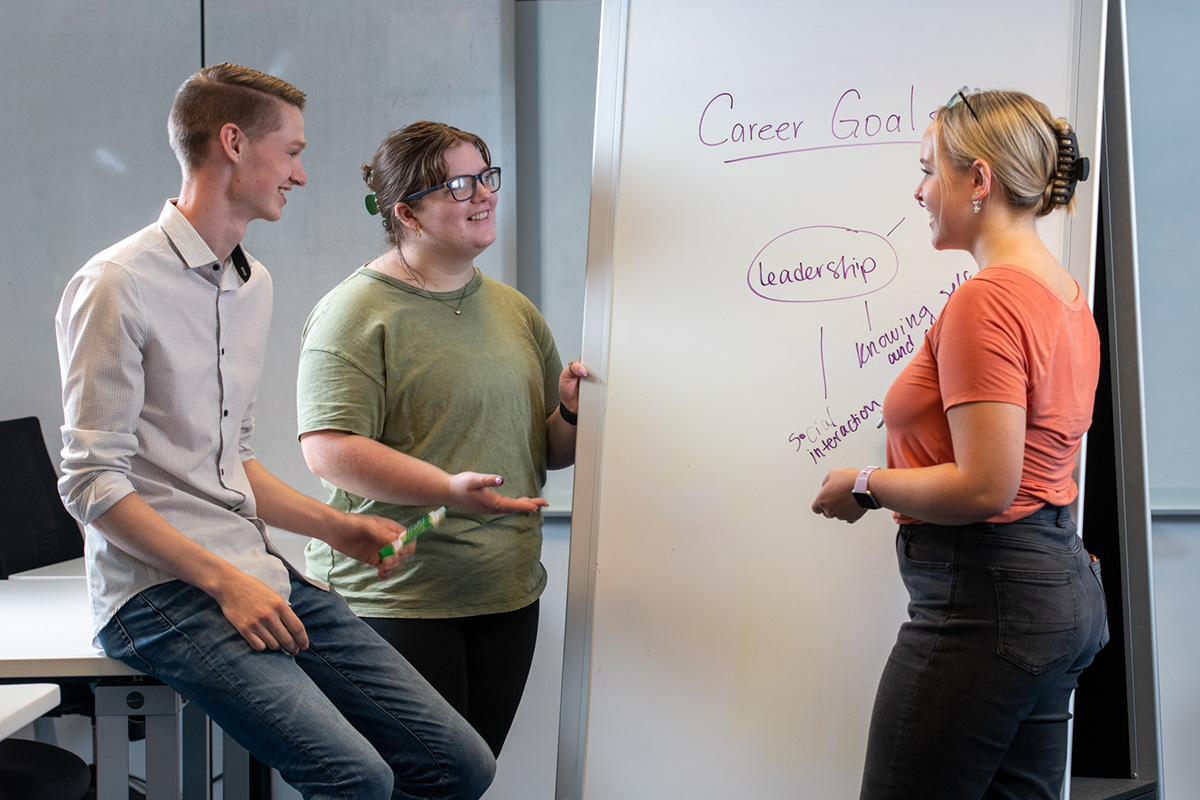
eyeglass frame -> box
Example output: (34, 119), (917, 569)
(947, 86), (981, 122)
(400, 167), (502, 204)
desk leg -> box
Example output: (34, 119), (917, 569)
(95, 682), (180, 800)
(180, 706), (255, 800)
(181, 701), (213, 800)
(145, 704), (180, 800)
(223, 728), (251, 800)
(93, 705), (130, 800)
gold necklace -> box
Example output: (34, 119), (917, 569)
(397, 251), (474, 316)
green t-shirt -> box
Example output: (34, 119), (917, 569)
(297, 267), (561, 618)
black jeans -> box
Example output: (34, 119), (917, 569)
(362, 599), (540, 758)
(861, 505), (1109, 800)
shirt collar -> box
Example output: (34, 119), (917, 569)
(158, 200), (253, 284)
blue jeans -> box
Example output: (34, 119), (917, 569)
(98, 574), (495, 800)
(860, 505), (1109, 800)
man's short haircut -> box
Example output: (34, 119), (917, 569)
(168, 63), (306, 172)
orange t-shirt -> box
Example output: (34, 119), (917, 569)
(883, 265), (1101, 524)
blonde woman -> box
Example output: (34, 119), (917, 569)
(811, 89), (1107, 800)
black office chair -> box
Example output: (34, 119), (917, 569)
(0, 416), (92, 798)
(0, 416), (84, 579)
(0, 416), (92, 717)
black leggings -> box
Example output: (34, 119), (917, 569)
(361, 599), (540, 757)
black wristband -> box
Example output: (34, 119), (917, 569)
(559, 401), (578, 426)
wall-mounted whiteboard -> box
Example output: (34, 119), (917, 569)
(559, 1), (1106, 797)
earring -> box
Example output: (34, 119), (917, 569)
(415, 227), (422, 238)
(972, 197), (981, 214)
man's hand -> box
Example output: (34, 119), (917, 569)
(209, 571), (310, 655)
(324, 512), (415, 578)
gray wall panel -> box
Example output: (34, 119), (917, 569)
(1126, 0), (1200, 510)
(203, 0), (517, 497)
(0, 0), (199, 450)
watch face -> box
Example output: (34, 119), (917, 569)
(853, 491), (881, 510)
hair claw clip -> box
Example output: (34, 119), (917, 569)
(1073, 155), (1090, 183)
(1051, 130), (1089, 205)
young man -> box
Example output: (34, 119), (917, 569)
(55, 63), (495, 800)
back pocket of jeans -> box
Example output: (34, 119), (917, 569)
(992, 568), (1076, 674)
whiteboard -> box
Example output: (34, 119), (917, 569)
(559, 1), (1106, 797)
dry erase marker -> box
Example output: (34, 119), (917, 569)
(379, 506), (446, 558)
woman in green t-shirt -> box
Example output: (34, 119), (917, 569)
(297, 121), (587, 756)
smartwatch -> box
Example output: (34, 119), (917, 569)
(852, 466), (881, 509)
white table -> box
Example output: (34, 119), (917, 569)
(0, 683), (60, 739)
(0, 576), (250, 799)
(0, 577), (139, 679)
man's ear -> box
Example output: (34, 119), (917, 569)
(218, 123), (246, 163)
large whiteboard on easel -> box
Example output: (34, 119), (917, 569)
(558, 1), (1106, 797)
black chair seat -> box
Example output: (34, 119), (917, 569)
(0, 737), (91, 800)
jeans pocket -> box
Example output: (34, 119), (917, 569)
(1089, 557), (1111, 651)
(898, 533), (953, 623)
(992, 568), (1076, 674)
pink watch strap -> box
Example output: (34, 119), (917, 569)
(855, 467), (880, 493)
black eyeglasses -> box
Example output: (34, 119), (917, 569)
(401, 167), (502, 203)
(947, 86), (981, 122)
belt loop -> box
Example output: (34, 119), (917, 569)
(1056, 505), (1067, 528)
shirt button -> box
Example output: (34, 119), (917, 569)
(223, 409), (229, 417)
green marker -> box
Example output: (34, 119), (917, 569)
(379, 507), (446, 559)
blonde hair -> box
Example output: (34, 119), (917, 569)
(933, 89), (1081, 217)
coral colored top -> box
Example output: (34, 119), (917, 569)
(882, 265), (1101, 524)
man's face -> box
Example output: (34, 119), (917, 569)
(233, 102), (307, 224)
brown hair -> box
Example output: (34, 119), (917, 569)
(168, 63), (306, 172)
(933, 89), (1081, 217)
(363, 121), (492, 248)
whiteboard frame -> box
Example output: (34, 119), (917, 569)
(1098, 0), (1162, 786)
(556, 0), (629, 794)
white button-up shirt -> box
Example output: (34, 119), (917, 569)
(56, 200), (292, 636)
